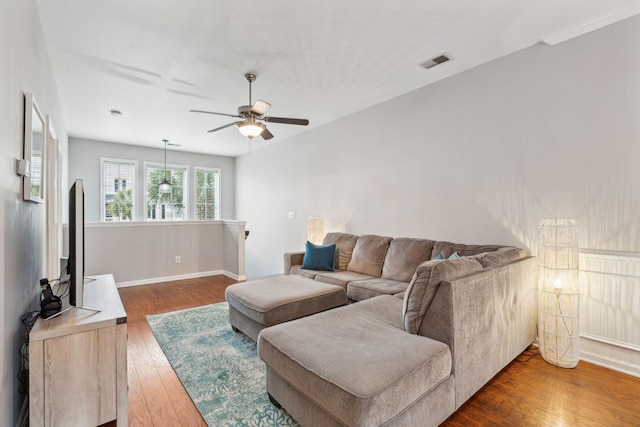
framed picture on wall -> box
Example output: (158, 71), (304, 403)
(23, 92), (46, 203)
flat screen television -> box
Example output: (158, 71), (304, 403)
(69, 179), (84, 307)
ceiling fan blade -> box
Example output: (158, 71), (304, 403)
(251, 100), (271, 116)
(190, 109), (240, 119)
(207, 121), (242, 133)
(260, 128), (274, 140)
(263, 116), (309, 126)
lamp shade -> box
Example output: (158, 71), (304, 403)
(307, 216), (324, 245)
(158, 179), (172, 194)
(537, 218), (580, 368)
(237, 120), (265, 138)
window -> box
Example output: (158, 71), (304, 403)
(145, 162), (188, 221)
(101, 158), (137, 222)
(194, 167), (221, 220)
(99, 158), (222, 222)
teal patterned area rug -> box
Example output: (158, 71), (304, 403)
(146, 302), (299, 426)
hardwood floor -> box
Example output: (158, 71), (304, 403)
(117, 276), (640, 426)
(443, 349), (640, 427)
(117, 275), (236, 427)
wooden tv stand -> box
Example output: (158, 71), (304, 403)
(29, 274), (127, 426)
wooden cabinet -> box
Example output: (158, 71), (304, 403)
(29, 274), (127, 426)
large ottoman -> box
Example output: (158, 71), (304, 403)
(225, 275), (348, 341)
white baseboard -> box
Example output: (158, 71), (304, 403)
(223, 271), (247, 281)
(531, 338), (639, 378)
(580, 334), (640, 378)
(115, 270), (244, 287)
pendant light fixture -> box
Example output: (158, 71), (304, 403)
(158, 139), (172, 194)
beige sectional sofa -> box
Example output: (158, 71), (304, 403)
(258, 232), (537, 426)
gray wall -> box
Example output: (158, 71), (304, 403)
(236, 16), (640, 277)
(0, 1), (69, 424)
(235, 15), (640, 375)
(69, 137), (236, 222)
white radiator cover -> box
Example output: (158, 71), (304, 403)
(579, 250), (640, 377)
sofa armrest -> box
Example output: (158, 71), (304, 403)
(284, 251), (305, 275)
(419, 256), (537, 408)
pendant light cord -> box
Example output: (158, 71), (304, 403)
(163, 139), (168, 181)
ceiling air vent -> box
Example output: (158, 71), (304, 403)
(419, 54), (451, 70)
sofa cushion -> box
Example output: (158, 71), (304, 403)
(322, 232), (359, 271)
(347, 235), (393, 277)
(346, 294), (405, 329)
(347, 278), (409, 302)
(284, 251), (305, 275)
(381, 238), (435, 283)
(314, 270), (375, 289)
(431, 241), (506, 259)
(475, 246), (527, 268)
(301, 241), (336, 271)
(290, 265), (327, 279)
(403, 258), (483, 334)
(258, 296), (452, 427)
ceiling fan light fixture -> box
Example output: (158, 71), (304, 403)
(237, 120), (265, 138)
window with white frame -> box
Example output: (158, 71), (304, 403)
(145, 162), (188, 221)
(194, 167), (220, 220)
(101, 158), (137, 222)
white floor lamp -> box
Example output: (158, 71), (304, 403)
(538, 219), (580, 368)
(307, 216), (324, 245)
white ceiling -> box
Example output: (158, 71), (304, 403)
(35, 0), (639, 157)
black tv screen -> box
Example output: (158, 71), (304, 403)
(69, 179), (84, 307)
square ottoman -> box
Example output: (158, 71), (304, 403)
(225, 275), (347, 341)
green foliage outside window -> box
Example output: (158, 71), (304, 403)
(147, 168), (185, 220)
(108, 189), (133, 220)
(196, 169), (217, 220)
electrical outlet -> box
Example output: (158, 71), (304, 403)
(288, 211), (296, 219)
(175, 256), (181, 264)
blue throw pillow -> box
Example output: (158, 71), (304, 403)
(434, 252), (444, 260)
(448, 252), (462, 260)
(301, 241), (336, 271)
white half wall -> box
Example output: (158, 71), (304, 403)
(223, 221), (246, 280)
(63, 221), (247, 286)
(236, 16), (640, 375)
